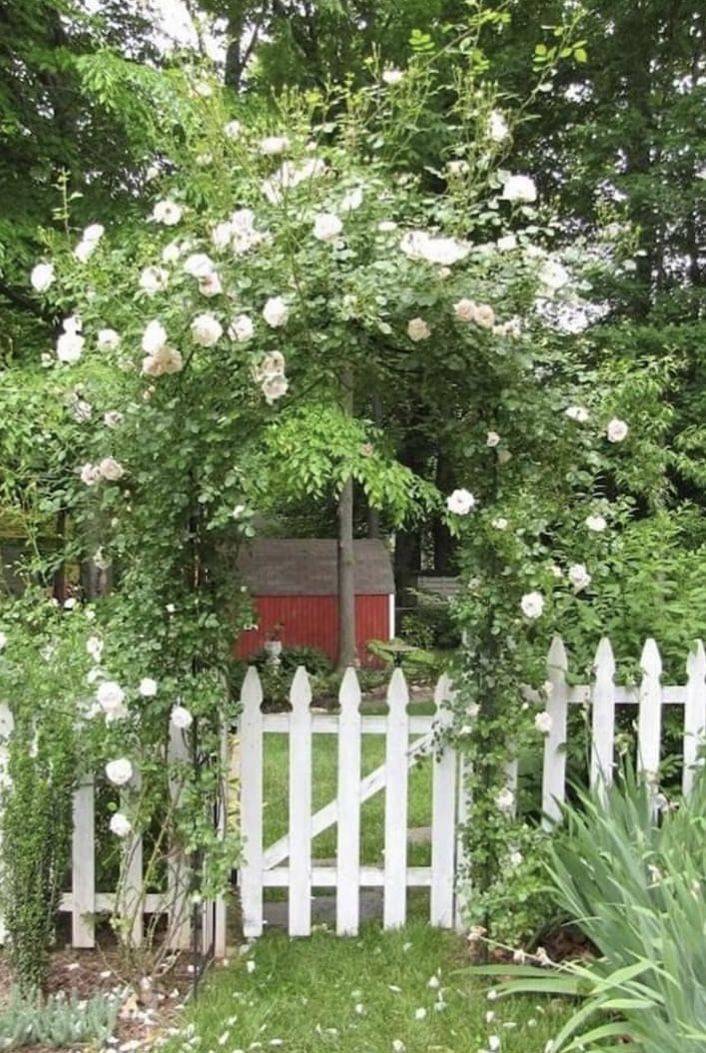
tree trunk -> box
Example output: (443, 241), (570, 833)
(337, 368), (356, 670)
(432, 449), (456, 574)
(367, 391), (382, 539)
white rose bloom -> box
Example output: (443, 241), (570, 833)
(474, 304), (496, 329)
(491, 517), (508, 530)
(142, 346), (183, 376)
(190, 313), (223, 348)
(31, 263), (55, 292)
(378, 220), (398, 232)
(105, 758), (133, 786)
(0, 631), (6, 651)
(99, 457), (125, 481)
(142, 319), (168, 355)
(228, 314), (255, 343)
(502, 174), (537, 203)
(535, 711), (552, 735)
(495, 787), (515, 814)
(521, 591), (545, 619)
(74, 239), (97, 263)
(199, 271), (222, 297)
(109, 813), (132, 838)
(104, 410), (124, 429)
(224, 119), (242, 139)
(565, 405), (589, 423)
(586, 514), (607, 532)
(259, 135), (290, 156)
(539, 259), (570, 292)
(79, 462), (101, 486)
(607, 418), (629, 443)
(83, 223), (105, 243)
(183, 253), (215, 278)
(57, 331), (85, 364)
(96, 680), (127, 721)
(68, 397), (92, 423)
(161, 241), (182, 264)
(313, 212), (344, 242)
(262, 374), (289, 404)
(497, 234), (517, 252)
(171, 705), (194, 730)
(139, 677), (158, 698)
(486, 431), (501, 448)
(447, 159), (469, 176)
(263, 296), (289, 328)
(139, 266), (169, 295)
(152, 200), (183, 226)
(63, 315), (82, 333)
(407, 318), (431, 342)
(97, 328), (120, 351)
(454, 298), (476, 323)
(340, 187), (364, 212)
(211, 221), (234, 251)
(488, 110), (509, 143)
(568, 563), (592, 593)
(446, 489), (476, 515)
(382, 67), (404, 85)
(254, 351), (285, 381)
(400, 230), (470, 266)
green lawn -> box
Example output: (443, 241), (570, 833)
(169, 924), (569, 1053)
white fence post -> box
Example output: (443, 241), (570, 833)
(683, 640), (706, 796)
(430, 674), (456, 928)
(336, 668), (361, 936)
(72, 777), (96, 947)
(591, 637), (616, 793)
(239, 667), (264, 938)
(637, 639), (662, 781)
(542, 635), (569, 827)
(288, 667), (312, 937)
(383, 667), (409, 929)
(167, 724), (191, 950)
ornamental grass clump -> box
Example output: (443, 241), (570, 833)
(0, 991), (120, 1049)
(484, 766), (706, 1051)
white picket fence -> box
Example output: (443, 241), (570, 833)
(1, 635), (705, 951)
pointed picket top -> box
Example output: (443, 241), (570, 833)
(387, 666), (409, 715)
(640, 638), (662, 681)
(686, 639), (706, 683)
(593, 637), (616, 681)
(547, 635), (568, 674)
(433, 672), (454, 729)
(339, 666), (362, 713)
(290, 665), (312, 712)
(241, 665), (263, 714)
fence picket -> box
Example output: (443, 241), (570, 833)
(213, 719), (230, 958)
(430, 674), (456, 928)
(542, 636), (569, 827)
(336, 668), (361, 935)
(0, 702), (13, 944)
(454, 754), (471, 932)
(239, 667), (264, 938)
(683, 640), (706, 796)
(591, 637), (616, 792)
(383, 668), (409, 929)
(72, 778), (96, 947)
(167, 724), (191, 950)
(288, 667), (312, 936)
(637, 639), (662, 780)
(124, 779), (144, 946)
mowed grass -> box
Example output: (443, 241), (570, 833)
(262, 703), (436, 868)
(169, 923), (570, 1053)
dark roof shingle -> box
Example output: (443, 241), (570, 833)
(236, 539), (394, 596)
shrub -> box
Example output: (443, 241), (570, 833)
(0, 991), (120, 1049)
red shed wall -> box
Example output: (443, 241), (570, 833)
(235, 595), (390, 665)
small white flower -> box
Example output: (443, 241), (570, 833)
(401, 230), (470, 266)
(83, 223), (105, 244)
(139, 677), (158, 698)
(224, 119), (242, 139)
(104, 410), (124, 429)
(539, 259), (570, 292)
(521, 591), (544, 619)
(171, 705), (193, 730)
(586, 514), (607, 532)
(488, 110), (509, 143)
(392, 1042), (405, 1053)
(211, 221), (234, 251)
(607, 418), (629, 443)
(474, 303), (496, 329)
(509, 850), (524, 867)
(162, 240), (182, 264)
(63, 597), (77, 610)
(151, 200), (183, 226)
(86, 635), (103, 662)
(97, 328), (120, 351)
(534, 711), (552, 735)
(105, 758), (133, 786)
(57, 331), (85, 364)
(97, 680), (128, 722)
(447, 489), (476, 515)
(109, 812), (132, 838)
(142, 320), (168, 355)
(228, 314), (255, 343)
(99, 457), (125, 481)
(414, 1008), (426, 1021)
(139, 265), (169, 295)
(340, 187), (364, 212)
(382, 68), (404, 85)
(263, 296), (289, 328)
(199, 271), (222, 297)
(486, 431), (501, 447)
(407, 317), (431, 342)
(497, 234), (517, 252)
(190, 313), (223, 347)
(313, 212), (344, 242)
(74, 239), (97, 263)
(447, 159), (469, 176)
(565, 405), (589, 423)
(568, 562), (591, 593)
(31, 262), (55, 292)
(485, 1010), (495, 1023)
(502, 174), (537, 203)
(183, 253), (215, 278)
(245, 959), (256, 973)
(454, 298), (476, 323)
(427, 976), (440, 989)
(80, 462), (101, 486)
(487, 988), (499, 1001)
(491, 517), (508, 531)
(259, 135), (290, 156)
(68, 397), (92, 423)
(488, 1037), (501, 1052)
(378, 220), (398, 233)
(262, 374), (289, 404)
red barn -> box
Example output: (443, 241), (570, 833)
(235, 539), (395, 666)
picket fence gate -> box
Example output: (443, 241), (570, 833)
(1, 635), (705, 951)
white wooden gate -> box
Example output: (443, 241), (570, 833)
(238, 666), (459, 937)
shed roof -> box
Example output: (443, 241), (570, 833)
(237, 539), (395, 596)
